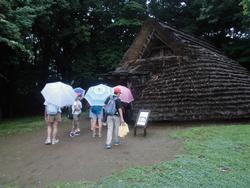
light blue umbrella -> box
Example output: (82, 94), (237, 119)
(84, 84), (113, 106)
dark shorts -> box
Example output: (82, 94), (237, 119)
(46, 113), (61, 123)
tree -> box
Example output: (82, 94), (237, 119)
(0, 0), (40, 117)
(1, 0), (249, 118)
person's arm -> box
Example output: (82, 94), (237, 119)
(104, 96), (110, 107)
(118, 107), (125, 125)
(116, 98), (125, 124)
(44, 107), (47, 121)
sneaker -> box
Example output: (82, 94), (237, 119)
(74, 131), (80, 136)
(105, 144), (112, 149)
(114, 141), (121, 146)
(52, 139), (59, 145)
(44, 138), (51, 145)
(70, 132), (75, 137)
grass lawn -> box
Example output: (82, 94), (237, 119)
(0, 114), (72, 136)
(0, 116), (45, 136)
(48, 123), (250, 188)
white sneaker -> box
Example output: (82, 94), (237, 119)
(44, 138), (51, 145)
(52, 138), (59, 145)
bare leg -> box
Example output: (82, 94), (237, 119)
(76, 118), (80, 132)
(91, 118), (97, 137)
(71, 119), (75, 132)
(90, 119), (94, 131)
(47, 123), (52, 140)
(45, 121), (53, 144)
(52, 122), (58, 140)
(98, 118), (102, 137)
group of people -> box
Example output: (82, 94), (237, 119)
(44, 87), (128, 149)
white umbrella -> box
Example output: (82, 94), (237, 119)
(84, 84), (113, 106)
(41, 81), (77, 107)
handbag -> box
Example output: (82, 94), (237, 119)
(118, 122), (129, 137)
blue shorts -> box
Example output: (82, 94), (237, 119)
(89, 109), (103, 120)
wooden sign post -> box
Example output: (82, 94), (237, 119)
(134, 109), (151, 137)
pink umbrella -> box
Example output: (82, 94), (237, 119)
(113, 85), (134, 103)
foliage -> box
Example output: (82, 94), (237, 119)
(0, 0), (250, 118)
(148, 0), (189, 27)
(240, 0), (250, 15)
(224, 38), (250, 69)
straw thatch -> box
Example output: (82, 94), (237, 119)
(103, 19), (250, 121)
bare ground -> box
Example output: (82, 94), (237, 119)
(0, 117), (185, 188)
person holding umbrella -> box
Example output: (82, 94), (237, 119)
(41, 82), (76, 145)
(104, 87), (125, 149)
(113, 85), (134, 124)
(89, 105), (103, 138)
(70, 94), (83, 137)
(84, 84), (113, 138)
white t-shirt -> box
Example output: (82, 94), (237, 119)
(44, 101), (61, 113)
(72, 100), (82, 115)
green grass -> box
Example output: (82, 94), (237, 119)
(0, 114), (74, 136)
(0, 111), (91, 136)
(0, 116), (45, 136)
(48, 123), (250, 188)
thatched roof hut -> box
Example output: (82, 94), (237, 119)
(102, 19), (250, 121)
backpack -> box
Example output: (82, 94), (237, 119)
(104, 96), (117, 115)
(91, 106), (102, 115)
(46, 104), (59, 115)
(67, 106), (73, 119)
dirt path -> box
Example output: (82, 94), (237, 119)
(0, 117), (185, 188)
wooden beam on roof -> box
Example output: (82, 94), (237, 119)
(138, 30), (156, 59)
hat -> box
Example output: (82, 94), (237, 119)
(114, 87), (121, 94)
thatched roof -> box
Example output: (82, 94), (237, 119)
(111, 19), (250, 121)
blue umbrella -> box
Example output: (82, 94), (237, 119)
(84, 84), (113, 106)
(74, 87), (85, 96)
